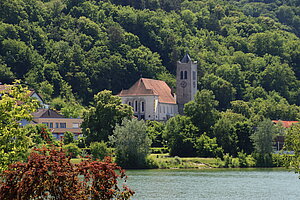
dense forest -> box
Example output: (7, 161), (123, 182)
(0, 0), (300, 120)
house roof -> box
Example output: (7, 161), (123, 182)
(272, 120), (299, 128)
(118, 78), (176, 104)
(0, 84), (44, 103)
(32, 109), (64, 118)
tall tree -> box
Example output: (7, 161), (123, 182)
(81, 90), (133, 144)
(184, 89), (219, 134)
(284, 123), (300, 175)
(0, 81), (39, 171)
(163, 115), (198, 157)
(110, 118), (151, 168)
(250, 119), (278, 166)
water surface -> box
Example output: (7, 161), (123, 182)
(125, 168), (300, 200)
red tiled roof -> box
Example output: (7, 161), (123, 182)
(272, 120), (299, 128)
(118, 78), (176, 104)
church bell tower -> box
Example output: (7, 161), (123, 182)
(176, 53), (197, 115)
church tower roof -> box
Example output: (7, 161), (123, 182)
(180, 53), (191, 63)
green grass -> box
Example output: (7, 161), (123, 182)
(70, 158), (84, 164)
(148, 154), (223, 169)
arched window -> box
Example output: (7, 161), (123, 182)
(140, 101), (145, 112)
(180, 71), (184, 79)
(128, 101), (131, 106)
(184, 71), (187, 79)
(134, 100), (138, 112)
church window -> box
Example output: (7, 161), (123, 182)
(180, 71), (184, 79)
(141, 101), (145, 112)
(193, 71), (196, 80)
(184, 71), (188, 79)
(134, 100), (138, 112)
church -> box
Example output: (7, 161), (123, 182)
(118, 54), (198, 121)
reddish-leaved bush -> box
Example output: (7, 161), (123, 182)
(0, 147), (134, 200)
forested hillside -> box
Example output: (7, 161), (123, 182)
(0, 0), (300, 120)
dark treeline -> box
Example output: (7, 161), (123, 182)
(0, 0), (300, 121)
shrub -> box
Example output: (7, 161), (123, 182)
(237, 151), (247, 167)
(272, 153), (285, 167)
(63, 143), (81, 158)
(245, 154), (256, 167)
(0, 147), (134, 200)
(231, 158), (240, 168)
(90, 141), (110, 160)
(223, 153), (233, 168)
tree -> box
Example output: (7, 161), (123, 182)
(194, 133), (223, 158)
(146, 120), (165, 147)
(184, 89), (219, 134)
(284, 124), (300, 175)
(250, 119), (278, 166)
(109, 118), (151, 168)
(212, 111), (246, 156)
(25, 124), (56, 146)
(81, 90), (133, 144)
(63, 131), (75, 145)
(63, 143), (81, 158)
(90, 141), (110, 160)
(163, 115), (198, 157)
(0, 81), (39, 171)
(0, 147), (134, 199)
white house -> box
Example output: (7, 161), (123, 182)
(118, 78), (178, 121)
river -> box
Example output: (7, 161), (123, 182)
(124, 168), (300, 200)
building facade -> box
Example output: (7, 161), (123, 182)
(31, 109), (83, 140)
(118, 78), (178, 121)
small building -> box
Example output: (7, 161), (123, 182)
(31, 109), (83, 140)
(118, 78), (178, 121)
(0, 84), (48, 108)
(272, 120), (299, 151)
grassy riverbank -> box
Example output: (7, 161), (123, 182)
(147, 154), (223, 169)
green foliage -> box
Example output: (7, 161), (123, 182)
(146, 120), (165, 147)
(110, 118), (151, 168)
(50, 97), (85, 118)
(163, 115), (198, 157)
(82, 90), (133, 144)
(223, 152), (256, 168)
(90, 141), (110, 160)
(0, 81), (39, 171)
(284, 124), (300, 174)
(194, 133), (224, 158)
(0, 0), (299, 114)
(212, 111), (253, 156)
(184, 89), (219, 134)
(63, 143), (81, 158)
(25, 124), (55, 146)
(63, 131), (74, 145)
(250, 119), (277, 156)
